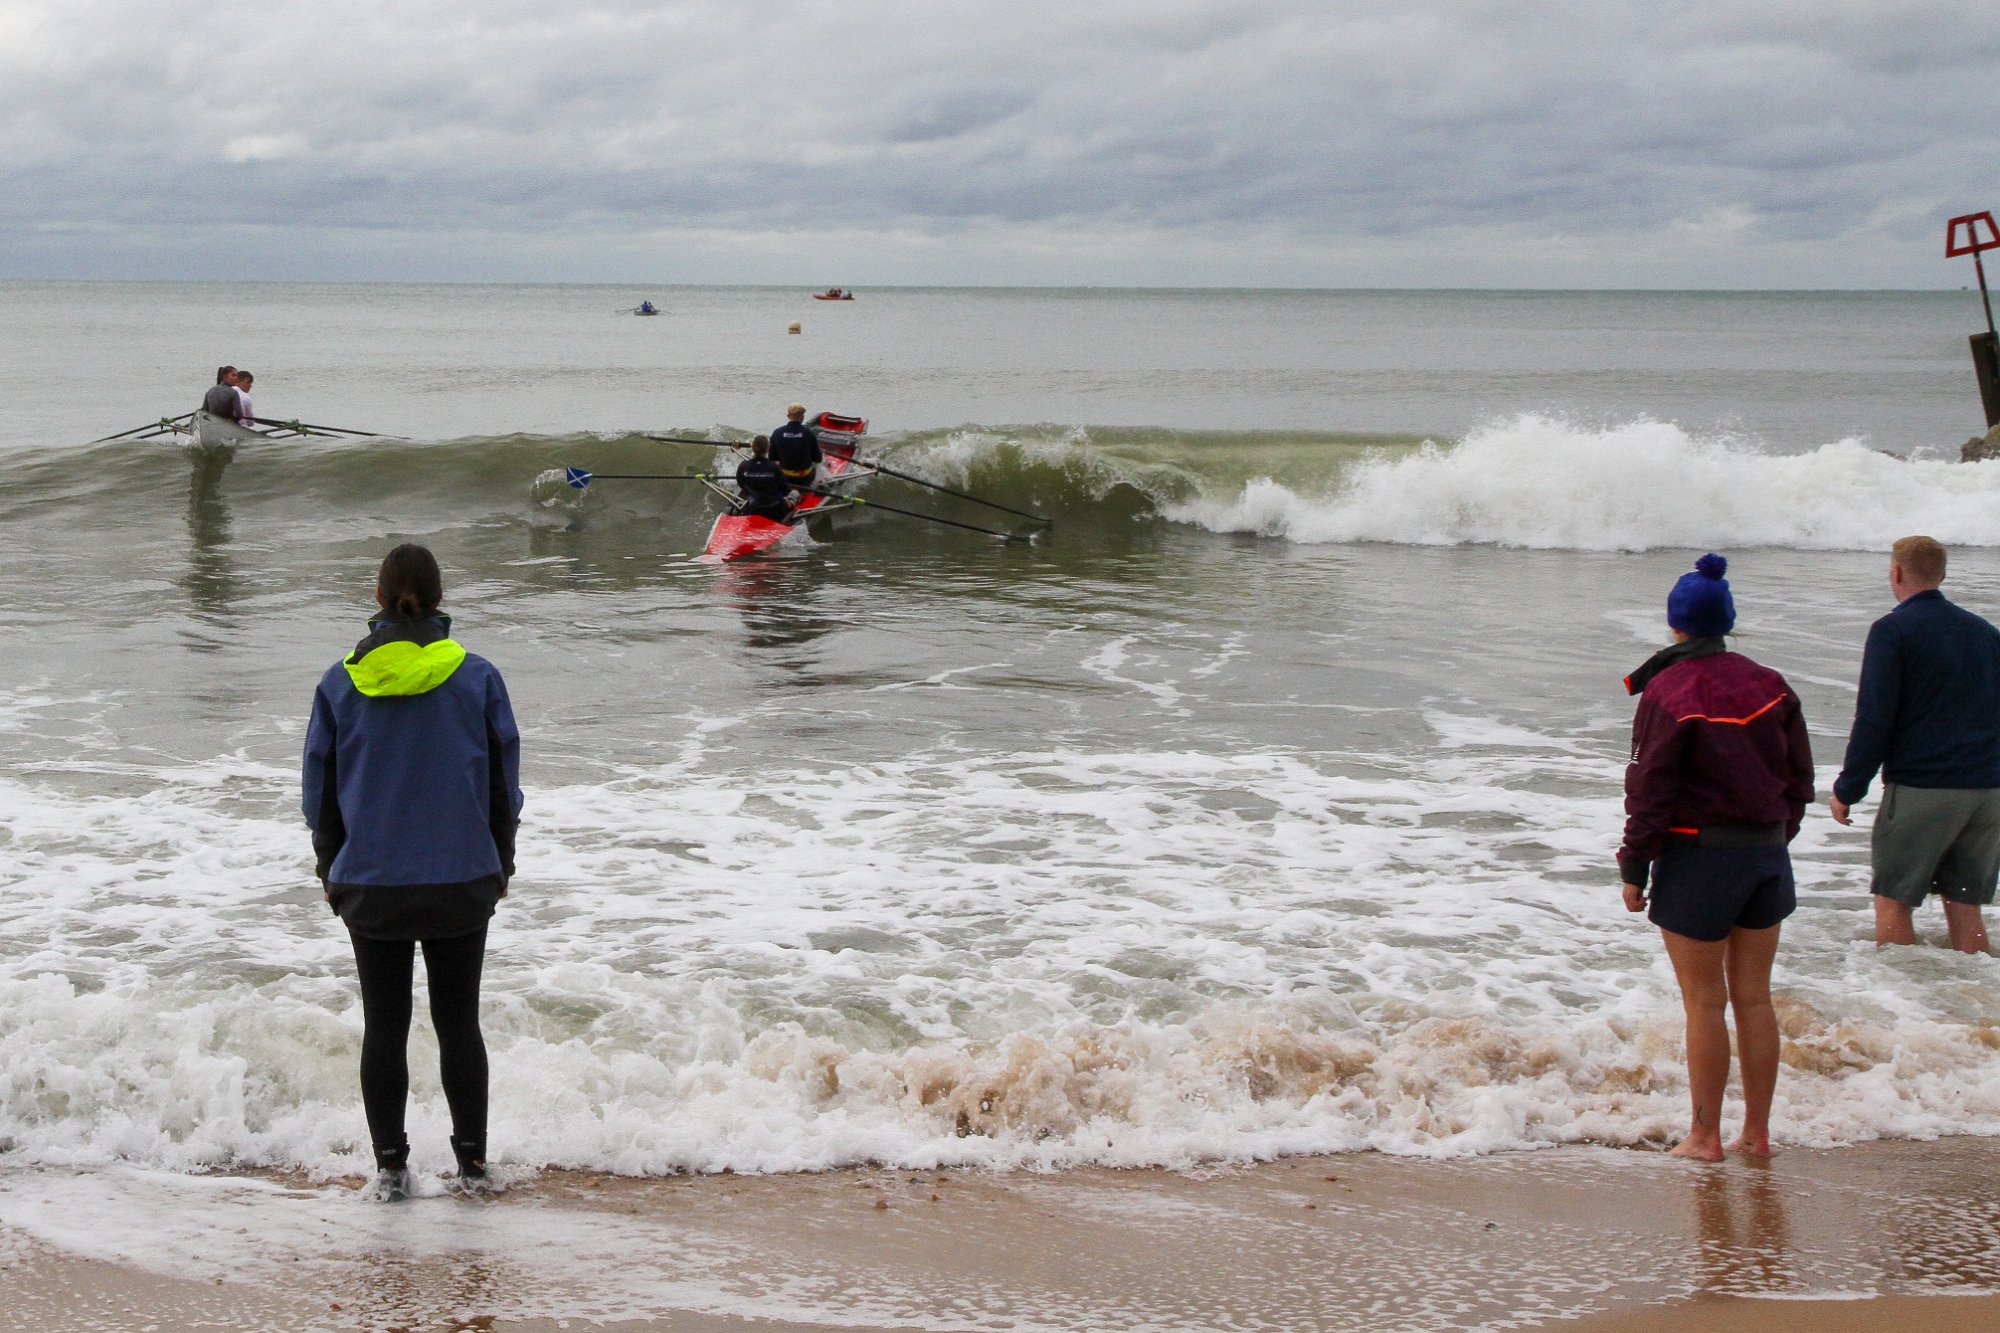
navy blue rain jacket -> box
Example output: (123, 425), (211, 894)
(1833, 590), (2000, 804)
(303, 615), (523, 889)
(768, 421), (822, 473)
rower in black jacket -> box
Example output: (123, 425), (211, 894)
(734, 436), (793, 520)
(768, 403), (822, 488)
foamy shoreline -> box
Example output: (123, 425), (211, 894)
(6, 1138), (1999, 1331)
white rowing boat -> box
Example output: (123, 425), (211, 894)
(191, 410), (266, 448)
(86, 410), (397, 448)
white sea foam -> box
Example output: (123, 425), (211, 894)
(1162, 416), (2000, 550)
(7, 718), (2000, 1180)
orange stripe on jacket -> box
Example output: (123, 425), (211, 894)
(1670, 695), (1785, 727)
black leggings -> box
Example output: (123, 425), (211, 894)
(348, 927), (489, 1156)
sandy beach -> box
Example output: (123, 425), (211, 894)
(6, 1138), (2000, 1332)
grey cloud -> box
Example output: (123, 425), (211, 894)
(2, 0), (1996, 283)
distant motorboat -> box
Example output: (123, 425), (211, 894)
(812, 288), (855, 301)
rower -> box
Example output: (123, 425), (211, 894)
(768, 402), (822, 490)
(733, 435), (793, 521)
(202, 366), (242, 419)
(639, 300), (656, 315)
(232, 370), (256, 426)
(203, 366), (255, 426)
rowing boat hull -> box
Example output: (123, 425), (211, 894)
(701, 415), (868, 561)
(704, 513), (800, 561)
(191, 410), (264, 449)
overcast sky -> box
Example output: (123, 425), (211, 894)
(4, 0), (1997, 287)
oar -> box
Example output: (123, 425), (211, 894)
(89, 412), (194, 444)
(797, 488), (1037, 543)
(646, 435), (1050, 525)
(565, 468), (719, 488)
(567, 469), (1030, 541)
(847, 458), (1053, 527)
(250, 417), (399, 439)
(641, 434), (743, 448)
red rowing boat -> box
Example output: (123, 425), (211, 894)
(702, 413), (869, 561)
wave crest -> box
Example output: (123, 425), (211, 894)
(1164, 416), (1999, 550)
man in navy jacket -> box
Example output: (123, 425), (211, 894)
(769, 402), (822, 486)
(1832, 536), (2000, 953)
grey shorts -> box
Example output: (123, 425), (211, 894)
(1870, 783), (2000, 907)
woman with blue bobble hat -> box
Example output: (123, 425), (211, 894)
(1617, 553), (1814, 1160)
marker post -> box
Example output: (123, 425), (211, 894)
(1947, 211), (2000, 428)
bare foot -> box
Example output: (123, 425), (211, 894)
(1669, 1137), (1725, 1162)
(1727, 1132), (1772, 1157)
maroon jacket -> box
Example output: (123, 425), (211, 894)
(1617, 641), (1814, 888)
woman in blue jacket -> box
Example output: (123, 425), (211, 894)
(303, 544), (523, 1199)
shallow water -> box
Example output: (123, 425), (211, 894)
(2, 282), (1999, 1180)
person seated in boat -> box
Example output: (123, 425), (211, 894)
(232, 370), (256, 427)
(204, 366), (254, 422)
(638, 300), (656, 315)
(733, 436), (793, 521)
(768, 403), (822, 489)
(202, 364), (237, 410)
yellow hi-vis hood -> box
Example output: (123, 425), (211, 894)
(344, 637), (468, 697)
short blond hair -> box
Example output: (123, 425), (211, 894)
(1893, 535), (1946, 587)
(786, 402), (805, 419)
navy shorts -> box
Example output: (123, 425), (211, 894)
(1648, 842), (1795, 943)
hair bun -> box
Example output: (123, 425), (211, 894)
(1694, 553), (1728, 580)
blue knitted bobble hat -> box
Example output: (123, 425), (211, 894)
(1667, 553), (1735, 637)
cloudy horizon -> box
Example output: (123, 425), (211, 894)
(4, 1), (1998, 288)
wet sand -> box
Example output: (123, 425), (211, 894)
(5, 1139), (2000, 1332)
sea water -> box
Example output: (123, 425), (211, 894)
(2, 282), (1999, 1185)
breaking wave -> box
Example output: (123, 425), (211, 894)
(1160, 416), (2000, 551)
(13, 415), (1988, 554)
